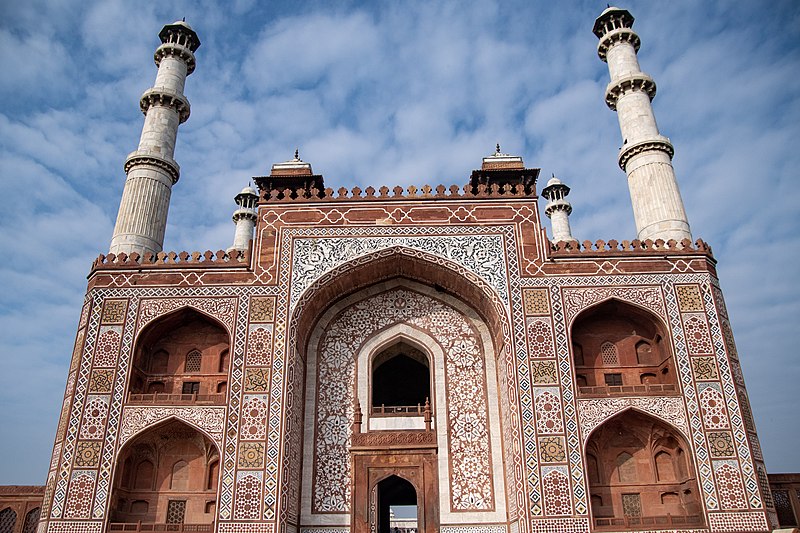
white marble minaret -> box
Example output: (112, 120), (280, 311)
(541, 175), (574, 242)
(594, 7), (692, 242)
(109, 20), (200, 256)
(228, 185), (259, 252)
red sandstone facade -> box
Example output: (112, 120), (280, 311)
(32, 166), (777, 533)
(17, 8), (783, 533)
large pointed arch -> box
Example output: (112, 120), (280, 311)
(109, 418), (221, 526)
(290, 246), (510, 360)
(584, 409), (704, 530)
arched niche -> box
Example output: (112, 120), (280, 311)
(585, 410), (704, 530)
(110, 419), (220, 526)
(290, 271), (510, 528)
(571, 299), (676, 396)
(128, 308), (230, 404)
(371, 340), (431, 414)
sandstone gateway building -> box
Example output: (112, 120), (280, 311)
(25, 7), (782, 533)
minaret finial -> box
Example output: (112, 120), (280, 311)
(294, 148), (300, 160)
(496, 143), (501, 154)
(182, 16), (186, 22)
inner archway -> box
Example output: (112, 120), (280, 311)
(585, 410), (703, 530)
(572, 299), (676, 396)
(372, 341), (430, 413)
(128, 308), (229, 404)
(109, 419), (219, 526)
(377, 476), (417, 533)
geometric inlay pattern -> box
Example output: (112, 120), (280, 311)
(714, 460), (748, 510)
(249, 296), (276, 323)
(708, 432), (735, 458)
(63, 471), (95, 519)
(92, 327), (121, 368)
(100, 299), (127, 325)
(526, 317), (555, 358)
(238, 442), (265, 469)
(699, 384), (730, 430)
(88, 369), (114, 393)
(691, 356), (719, 381)
(538, 436), (566, 463)
(234, 471), (263, 520)
(313, 288), (493, 513)
(523, 288), (550, 315)
(675, 285), (704, 312)
(534, 388), (564, 434)
(240, 395), (269, 441)
(74, 441), (101, 468)
(246, 325), (273, 367)
(541, 467), (571, 516)
(682, 313), (713, 355)
(78, 395), (109, 440)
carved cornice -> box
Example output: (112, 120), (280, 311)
(618, 136), (674, 170)
(597, 27), (641, 61)
(154, 42), (197, 74)
(124, 150), (181, 184)
(350, 430), (437, 450)
(91, 248), (250, 271)
(604, 73), (656, 110)
(139, 87), (191, 123)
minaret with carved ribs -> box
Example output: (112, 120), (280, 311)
(109, 20), (200, 256)
(594, 7), (691, 242)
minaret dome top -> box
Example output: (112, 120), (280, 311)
(592, 7), (635, 38)
(159, 20), (201, 52)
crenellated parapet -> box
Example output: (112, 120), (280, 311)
(92, 248), (249, 271)
(549, 237), (712, 256)
(259, 182), (537, 203)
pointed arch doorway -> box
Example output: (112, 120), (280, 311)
(351, 448), (439, 533)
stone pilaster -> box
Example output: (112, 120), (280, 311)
(594, 7), (691, 242)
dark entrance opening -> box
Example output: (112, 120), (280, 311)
(377, 475), (417, 533)
(372, 342), (430, 410)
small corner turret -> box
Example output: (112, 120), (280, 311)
(253, 150), (325, 200)
(541, 175), (574, 243)
(469, 144), (540, 195)
(228, 185), (259, 252)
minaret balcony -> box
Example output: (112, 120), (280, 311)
(577, 383), (679, 397)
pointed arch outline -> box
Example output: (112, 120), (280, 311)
(581, 404), (691, 446)
(134, 303), (235, 346)
(117, 409), (226, 451)
(290, 245), (511, 360)
(567, 294), (671, 334)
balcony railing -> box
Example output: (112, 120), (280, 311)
(127, 393), (225, 405)
(594, 514), (703, 530)
(579, 383), (677, 396)
(370, 404), (426, 416)
(108, 524), (213, 532)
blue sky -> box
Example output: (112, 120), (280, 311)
(0, 0), (798, 483)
